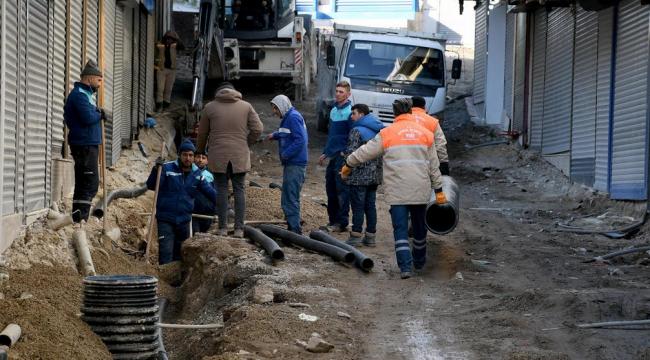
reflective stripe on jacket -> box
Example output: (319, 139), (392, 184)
(412, 107), (449, 163)
(346, 113), (443, 205)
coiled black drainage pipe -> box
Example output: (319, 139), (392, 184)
(243, 226), (285, 261)
(156, 298), (169, 360)
(92, 184), (149, 218)
(310, 231), (374, 272)
(81, 275), (160, 360)
(258, 225), (355, 265)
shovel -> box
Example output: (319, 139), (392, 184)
(144, 142), (166, 263)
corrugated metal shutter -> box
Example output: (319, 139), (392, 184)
(104, 0), (116, 166)
(296, 0), (315, 12)
(541, 8), (574, 155)
(570, 7), (598, 187)
(530, 9), (546, 150)
(112, 4), (124, 165)
(335, 0), (413, 12)
(513, 13), (526, 132)
(131, 9), (140, 140)
(70, 0), (84, 90)
(594, 7), (613, 192)
(504, 12), (515, 124)
(147, 13), (155, 114)
(86, 0), (99, 63)
(52, 0), (67, 155)
(24, 0), (50, 212)
(122, 7), (134, 144)
(46, 0), (54, 206)
(3, 0), (20, 215)
(16, 0), (27, 216)
(610, 1), (649, 200)
(473, 2), (487, 105)
(138, 10), (147, 130)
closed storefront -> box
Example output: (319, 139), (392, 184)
(529, 9), (546, 150)
(112, 4), (124, 165)
(512, 13), (526, 133)
(594, 8), (613, 192)
(504, 12), (515, 125)
(473, 1), (487, 116)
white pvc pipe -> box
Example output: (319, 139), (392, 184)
(73, 229), (96, 277)
(48, 214), (74, 230)
(157, 323), (223, 329)
(0, 324), (21, 347)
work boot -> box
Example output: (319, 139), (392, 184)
(400, 271), (412, 279)
(345, 231), (363, 246)
(218, 228), (228, 237)
(163, 101), (171, 110)
(155, 102), (162, 112)
(362, 232), (376, 247)
(234, 228), (244, 238)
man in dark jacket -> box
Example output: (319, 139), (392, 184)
(192, 150), (217, 234)
(146, 139), (217, 264)
(343, 104), (383, 246)
(64, 60), (109, 223)
(268, 95), (308, 234)
(318, 81), (353, 233)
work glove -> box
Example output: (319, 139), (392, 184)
(340, 164), (352, 180)
(155, 156), (164, 167)
(99, 107), (106, 120)
(435, 191), (447, 205)
(439, 162), (450, 176)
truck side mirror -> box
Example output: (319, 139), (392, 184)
(451, 59), (462, 79)
(326, 45), (336, 67)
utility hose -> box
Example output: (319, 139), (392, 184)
(243, 226), (285, 261)
(309, 231), (374, 271)
(258, 225), (355, 265)
(92, 184), (149, 218)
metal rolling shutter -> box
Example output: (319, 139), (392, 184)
(473, 2), (487, 105)
(122, 7), (134, 144)
(16, 0), (27, 216)
(138, 10), (147, 130)
(104, 0), (116, 166)
(52, 0), (67, 155)
(46, 0), (54, 206)
(24, 0), (50, 212)
(296, 0), (315, 12)
(147, 13), (155, 114)
(112, 4), (124, 165)
(504, 12), (515, 123)
(570, 8), (598, 187)
(3, 0), (20, 215)
(335, 0), (413, 12)
(541, 8), (574, 155)
(610, 1), (649, 200)
(86, 0), (99, 63)
(530, 9), (547, 150)
(70, 0), (84, 90)
(594, 7), (612, 192)
(131, 9), (140, 139)
(513, 13), (526, 132)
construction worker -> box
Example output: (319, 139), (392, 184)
(343, 104), (384, 247)
(411, 96), (450, 176)
(267, 95), (308, 235)
(64, 60), (109, 223)
(192, 150), (217, 234)
(318, 81), (353, 233)
(341, 98), (447, 279)
(155, 30), (185, 111)
(146, 139), (217, 265)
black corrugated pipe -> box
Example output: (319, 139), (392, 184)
(269, 182), (283, 191)
(156, 297), (169, 360)
(243, 226), (285, 261)
(92, 184), (149, 218)
(425, 176), (460, 235)
(310, 231), (374, 272)
(258, 225), (355, 265)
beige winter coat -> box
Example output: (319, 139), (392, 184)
(196, 88), (264, 173)
(346, 114), (443, 205)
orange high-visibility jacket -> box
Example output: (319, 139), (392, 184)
(412, 107), (449, 163)
(346, 113), (443, 205)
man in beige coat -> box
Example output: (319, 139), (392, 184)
(197, 82), (263, 238)
(155, 30), (184, 111)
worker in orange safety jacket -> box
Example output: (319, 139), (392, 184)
(411, 96), (450, 176)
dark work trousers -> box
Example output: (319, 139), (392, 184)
(214, 162), (246, 230)
(325, 155), (349, 226)
(390, 204), (427, 272)
(157, 219), (191, 265)
(71, 145), (100, 223)
(192, 218), (213, 234)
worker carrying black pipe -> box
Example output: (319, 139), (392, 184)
(64, 60), (110, 223)
(341, 98), (447, 280)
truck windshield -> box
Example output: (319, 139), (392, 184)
(344, 41), (444, 87)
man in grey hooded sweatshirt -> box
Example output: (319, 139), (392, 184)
(267, 95), (308, 234)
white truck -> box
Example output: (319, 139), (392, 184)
(316, 24), (461, 132)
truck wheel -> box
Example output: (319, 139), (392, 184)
(316, 101), (329, 133)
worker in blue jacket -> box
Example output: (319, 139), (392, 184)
(318, 81), (353, 233)
(64, 60), (110, 223)
(267, 95), (308, 234)
(146, 139), (217, 264)
(192, 150), (217, 234)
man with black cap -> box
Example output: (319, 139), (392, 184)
(197, 82), (263, 238)
(155, 30), (185, 111)
(64, 60), (109, 223)
(146, 139), (217, 264)
(411, 96), (450, 176)
(341, 98), (447, 279)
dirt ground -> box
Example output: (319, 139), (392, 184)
(1, 68), (649, 360)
